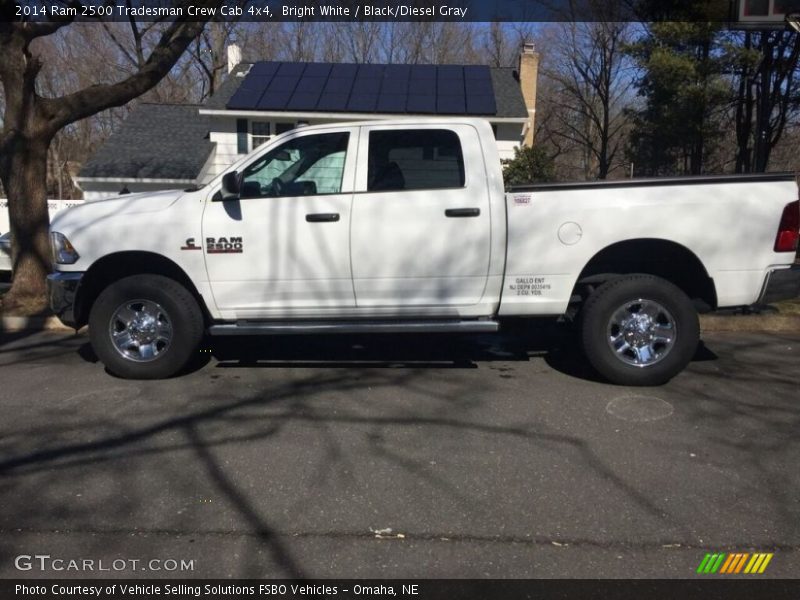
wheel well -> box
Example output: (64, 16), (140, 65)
(74, 252), (210, 328)
(573, 239), (717, 312)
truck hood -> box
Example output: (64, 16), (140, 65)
(51, 189), (185, 233)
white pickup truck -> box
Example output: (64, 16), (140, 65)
(48, 118), (800, 385)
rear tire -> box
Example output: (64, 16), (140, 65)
(89, 274), (204, 379)
(580, 274), (699, 386)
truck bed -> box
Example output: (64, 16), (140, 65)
(501, 173), (798, 316)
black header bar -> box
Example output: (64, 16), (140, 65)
(3, 0), (747, 23)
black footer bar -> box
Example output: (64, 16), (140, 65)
(4, 579), (800, 600)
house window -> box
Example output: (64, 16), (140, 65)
(236, 119), (248, 154)
(251, 122), (271, 149)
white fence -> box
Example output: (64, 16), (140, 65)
(0, 199), (85, 235)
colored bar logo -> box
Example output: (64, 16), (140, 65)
(697, 552), (773, 574)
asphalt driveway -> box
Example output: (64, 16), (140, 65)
(0, 327), (797, 579)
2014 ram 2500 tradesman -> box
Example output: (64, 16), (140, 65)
(47, 119), (800, 385)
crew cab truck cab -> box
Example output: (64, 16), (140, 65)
(47, 118), (800, 385)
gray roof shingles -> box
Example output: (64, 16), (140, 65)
(202, 62), (252, 110)
(78, 104), (214, 181)
(490, 67), (528, 120)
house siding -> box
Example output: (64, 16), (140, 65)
(494, 123), (523, 161)
(205, 116), (242, 183)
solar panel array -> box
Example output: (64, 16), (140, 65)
(227, 62), (497, 116)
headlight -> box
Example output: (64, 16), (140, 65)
(50, 232), (80, 265)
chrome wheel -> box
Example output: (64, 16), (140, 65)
(606, 299), (676, 368)
(108, 299), (173, 363)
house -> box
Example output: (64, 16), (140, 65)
(76, 44), (539, 200)
(75, 104), (215, 200)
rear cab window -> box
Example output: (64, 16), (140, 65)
(367, 129), (465, 192)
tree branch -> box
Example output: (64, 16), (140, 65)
(43, 4), (218, 132)
(101, 22), (140, 68)
(17, 19), (74, 39)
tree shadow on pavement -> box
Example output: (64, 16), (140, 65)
(0, 335), (709, 577)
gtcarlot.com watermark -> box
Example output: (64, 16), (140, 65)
(15, 554), (195, 573)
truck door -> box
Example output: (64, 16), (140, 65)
(202, 127), (357, 318)
(350, 124), (492, 309)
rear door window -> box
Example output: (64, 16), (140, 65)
(367, 129), (465, 192)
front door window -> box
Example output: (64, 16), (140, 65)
(240, 132), (349, 198)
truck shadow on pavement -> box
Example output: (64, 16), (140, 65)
(187, 321), (718, 384)
(63, 318), (722, 384)
(74, 321), (568, 374)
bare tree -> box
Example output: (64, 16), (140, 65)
(237, 22), (283, 64)
(317, 23), (347, 63)
(343, 22), (383, 63)
(480, 22), (534, 67)
(375, 22), (477, 65)
(732, 29), (800, 173)
(0, 1), (221, 310)
(188, 21), (242, 101)
(281, 22), (320, 62)
(541, 21), (632, 179)
(389, 23), (431, 64)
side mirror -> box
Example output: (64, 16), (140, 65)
(220, 171), (241, 201)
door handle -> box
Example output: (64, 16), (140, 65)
(445, 208), (481, 218)
(306, 213), (340, 222)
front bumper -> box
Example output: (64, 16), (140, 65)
(758, 265), (800, 305)
(47, 271), (83, 329)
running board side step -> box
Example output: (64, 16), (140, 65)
(208, 320), (499, 336)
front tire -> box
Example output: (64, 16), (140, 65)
(89, 274), (204, 379)
(580, 274), (699, 386)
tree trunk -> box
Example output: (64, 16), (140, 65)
(0, 28), (54, 313)
(597, 120), (610, 179)
(1, 10), (215, 312)
(754, 34), (775, 173)
(735, 32), (753, 174)
(0, 135), (52, 312)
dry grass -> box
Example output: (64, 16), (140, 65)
(701, 303), (800, 333)
(700, 314), (800, 333)
(774, 298), (800, 315)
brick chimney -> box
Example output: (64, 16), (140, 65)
(518, 41), (540, 147)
